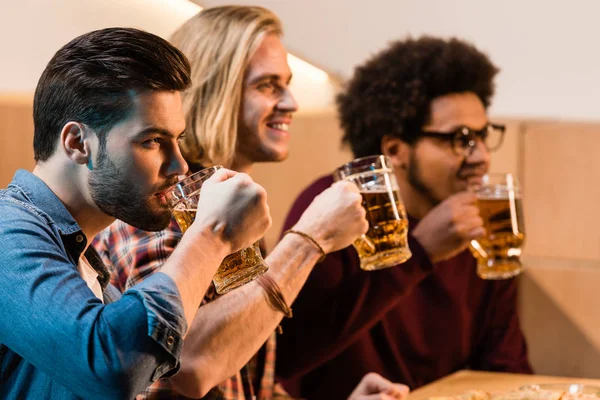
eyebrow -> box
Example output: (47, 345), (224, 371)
(433, 122), (489, 133)
(248, 73), (293, 85)
(135, 127), (186, 140)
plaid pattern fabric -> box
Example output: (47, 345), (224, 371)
(93, 219), (287, 400)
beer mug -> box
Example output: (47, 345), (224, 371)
(334, 155), (412, 270)
(165, 166), (268, 294)
(469, 173), (525, 280)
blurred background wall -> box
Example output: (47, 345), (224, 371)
(1, 0), (600, 380)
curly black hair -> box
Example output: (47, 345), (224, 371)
(337, 36), (499, 158)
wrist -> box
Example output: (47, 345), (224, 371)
(284, 227), (327, 261)
(410, 228), (438, 263)
(185, 219), (232, 259)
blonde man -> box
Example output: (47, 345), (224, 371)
(94, 6), (408, 400)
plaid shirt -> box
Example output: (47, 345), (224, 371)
(93, 219), (290, 400)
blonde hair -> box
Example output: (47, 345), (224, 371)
(170, 6), (283, 168)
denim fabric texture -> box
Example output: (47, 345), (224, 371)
(0, 170), (187, 400)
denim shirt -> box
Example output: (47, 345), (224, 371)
(0, 170), (188, 400)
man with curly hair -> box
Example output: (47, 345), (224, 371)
(276, 36), (533, 400)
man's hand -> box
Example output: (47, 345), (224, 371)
(412, 191), (485, 263)
(292, 180), (368, 254)
(348, 372), (410, 400)
(191, 168), (272, 254)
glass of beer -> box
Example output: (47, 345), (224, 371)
(469, 173), (525, 280)
(334, 155), (412, 270)
(165, 166), (268, 294)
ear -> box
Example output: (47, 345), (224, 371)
(381, 135), (410, 170)
(60, 122), (95, 166)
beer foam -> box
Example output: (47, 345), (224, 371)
(477, 185), (521, 200)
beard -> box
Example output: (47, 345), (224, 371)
(88, 148), (175, 231)
(406, 150), (443, 208)
(406, 150), (487, 207)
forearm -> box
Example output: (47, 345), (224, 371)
(169, 234), (321, 398)
(160, 225), (230, 329)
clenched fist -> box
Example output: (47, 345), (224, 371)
(412, 191), (485, 263)
(192, 168), (272, 254)
(292, 180), (369, 254)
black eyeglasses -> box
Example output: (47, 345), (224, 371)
(418, 123), (506, 157)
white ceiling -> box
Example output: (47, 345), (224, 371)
(196, 0), (600, 121)
(1, 0), (599, 120)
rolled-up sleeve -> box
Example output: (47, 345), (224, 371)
(123, 272), (187, 380)
(0, 199), (187, 399)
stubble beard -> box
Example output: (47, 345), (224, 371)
(406, 150), (443, 210)
(88, 148), (173, 232)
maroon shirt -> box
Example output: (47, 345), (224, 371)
(276, 175), (532, 400)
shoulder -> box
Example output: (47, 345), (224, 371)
(0, 193), (68, 267)
(0, 192), (53, 233)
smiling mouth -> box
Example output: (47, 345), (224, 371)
(266, 123), (289, 132)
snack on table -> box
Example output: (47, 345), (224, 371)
(427, 385), (600, 400)
(491, 388), (563, 400)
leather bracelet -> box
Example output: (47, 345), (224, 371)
(257, 274), (293, 334)
(283, 229), (326, 263)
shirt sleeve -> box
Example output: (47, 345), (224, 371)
(276, 177), (435, 379)
(0, 200), (187, 400)
(470, 278), (533, 374)
(92, 219), (182, 291)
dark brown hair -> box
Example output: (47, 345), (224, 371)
(33, 27), (191, 161)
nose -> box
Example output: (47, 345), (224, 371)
(466, 137), (491, 165)
(166, 144), (189, 177)
(276, 88), (298, 113)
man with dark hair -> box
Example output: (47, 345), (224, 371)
(0, 27), (271, 399)
(276, 36), (533, 400)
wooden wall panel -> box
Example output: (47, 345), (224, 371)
(488, 119), (522, 176)
(520, 259), (600, 378)
(522, 122), (600, 260)
(0, 95), (35, 187)
(518, 120), (600, 378)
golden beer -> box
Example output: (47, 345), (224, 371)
(470, 196), (525, 279)
(335, 156), (412, 271)
(354, 188), (411, 270)
(172, 208), (267, 294)
(169, 167), (269, 294)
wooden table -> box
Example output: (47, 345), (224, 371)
(408, 370), (600, 399)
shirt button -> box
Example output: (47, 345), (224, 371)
(76, 235), (84, 243)
(167, 336), (175, 346)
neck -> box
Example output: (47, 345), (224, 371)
(33, 162), (114, 243)
(230, 158), (253, 174)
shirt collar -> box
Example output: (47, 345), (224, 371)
(9, 169), (82, 236)
(9, 169), (111, 290)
